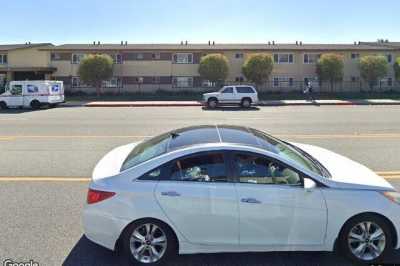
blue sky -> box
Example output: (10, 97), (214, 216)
(2, 0), (399, 44)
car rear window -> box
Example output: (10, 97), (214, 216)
(236, 86), (254, 93)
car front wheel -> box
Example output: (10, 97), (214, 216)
(339, 214), (392, 264)
(122, 219), (177, 266)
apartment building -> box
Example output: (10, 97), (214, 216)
(1, 41), (399, 93)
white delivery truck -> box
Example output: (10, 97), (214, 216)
(0, 80), (64, 109)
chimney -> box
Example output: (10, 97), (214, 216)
(354, 41), (357, 45)
(185, 40), (188, 45)
(125, 41), (128, 46)
(268, 41), (271, 45)
(299, 41), (303, 46)
(97, 41), (100, 45)
(28, 41), (31, 44)
(180, 41), (183, 45)
(208, 40), (211, 45)
(121, 41), (123, 45)
(212, 41), (215, 45)
(296, 41), (298, 45)
(272, 41), (275, 45)
(93, 41), (96, 45)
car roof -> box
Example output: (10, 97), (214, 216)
(166, 125), (277, 153)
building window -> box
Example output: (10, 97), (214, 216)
(387, 54), (393, 63)
(173, 76), (193, 87)
(351, 53), (360, 60)
(173, 53), (193, 64)
(136, 53), (144, 60)
(273, 54), (294, 64)
(351, 76), (360, 82)
(113, 54), (122, 64)
(72, 77), (80, 87)
(235, 53), (244, 59)
(273, 76), (294, 87)
(102, 77), (122, 88)
(51, 53), (61, 61)
(72, 54), (85, 64)
(152, 76), (160, 84)
(152, 53), (161, 60)
(303, 53), (320, 64)
(0, 54), (7, 64)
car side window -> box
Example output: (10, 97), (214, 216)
(169, 153), (227, 182)
(236, 86), (255, 93)
(233, 153), (301, 185)
(221, 87), (233, 93)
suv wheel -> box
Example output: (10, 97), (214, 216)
(207, 98), (218, 109)
(0, 101), (7, 109)
(241, 98), (252, 108)
(339, 214), (392, 264)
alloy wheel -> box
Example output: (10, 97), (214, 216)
(347, 221), (386, 261)
(129, 223), (167, 264)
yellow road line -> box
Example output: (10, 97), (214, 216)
(0, 172), (400, 182)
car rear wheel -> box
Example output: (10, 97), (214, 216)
(122, 219), (177, 266)
(241, 98), (252, 108)
(0, 101), (7, 109)
(339, 214), (392, 264)
(30, 100), (41, 110)
(207, 98), (218, 109)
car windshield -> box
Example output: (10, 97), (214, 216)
(250, 129), (330, 178)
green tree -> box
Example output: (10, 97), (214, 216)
(394, 57), (400, 81)
(241, 53), (273, 88)
(78, 54), (114, 96)
(198, 54), (229, 86)
(316, 53), (344, 92)
(359, 55), (389, 90)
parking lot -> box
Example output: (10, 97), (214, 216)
(1, 105), (400, 265)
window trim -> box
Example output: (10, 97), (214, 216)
(0, 54), (8, 64)
(71, 53), (85, 64)
(273, 53), (294, 64)
(303, 53), (320, 64)
(351, 53), (360, 60)
(272, 76), (294, 87)
(173, 53), (193, 64)
(154, 151), (234, 183)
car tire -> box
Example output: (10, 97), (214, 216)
(30, 100), (41, 110)
(241, 98), (252, 108)
(121, 219), (177, 266)
(207, 98), (218, 109)
(0, 101), (7, 109)
(339, 214), (393, 265)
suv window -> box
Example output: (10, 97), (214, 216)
(221, 87), (233, 93)
(169, 153), (227, 182)
(236, 86), (254, 93)
(233, 152), (301, 185)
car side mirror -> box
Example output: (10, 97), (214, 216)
(304, 178), (317, 192)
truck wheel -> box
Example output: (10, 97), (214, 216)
(30, 100), (41, 110)
(207, 98), (218, 109)
(241, 98), (252, 108)
(0, 101), (7, 109)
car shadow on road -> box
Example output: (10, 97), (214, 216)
(63, 235), (373, 266)
(202, 106), (260, 111)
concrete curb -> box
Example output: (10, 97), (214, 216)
(83, 99), (400, 107)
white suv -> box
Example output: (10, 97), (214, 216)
(203, 85), (258, 108)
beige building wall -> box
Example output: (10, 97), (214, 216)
(7, 47), (50, 67)
(123, 61), (172, 76)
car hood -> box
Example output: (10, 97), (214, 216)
(92, 142), (139, 181)
(203, 92), (220, 97)
(292, 143), (394, 190)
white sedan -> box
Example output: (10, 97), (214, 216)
(83, 125), (400, 265)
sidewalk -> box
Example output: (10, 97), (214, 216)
(81, 99), (400, 107)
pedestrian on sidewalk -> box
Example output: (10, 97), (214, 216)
(303, 80), (314, 101)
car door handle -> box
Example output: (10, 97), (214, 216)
(161, 191), (181, 197)
(241, 198), (262, 204)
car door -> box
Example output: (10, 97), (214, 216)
(219, 87), (236, 103)
(230, 151), (327, 247)
(7, 84), (23, 107)
(155, 151), (239, 245)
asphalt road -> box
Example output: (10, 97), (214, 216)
(1, 105), (400, 266)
